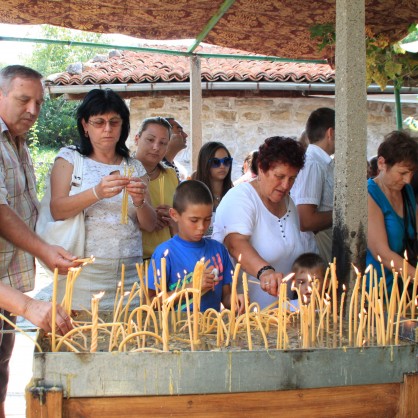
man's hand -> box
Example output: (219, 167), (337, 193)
(22, 298), (73, 335)
(39, 244), (79, 275)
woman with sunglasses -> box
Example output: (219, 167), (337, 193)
(213, 137), (306, 309)
(49, 89), (156, 309)
(192, 142), (234, 236)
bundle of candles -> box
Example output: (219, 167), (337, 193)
(3, 256), (417, 354)
(121, 163), (135, 224)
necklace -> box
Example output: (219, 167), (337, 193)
(146, 165), (159, 176)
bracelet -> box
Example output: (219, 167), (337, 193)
(92, 186), (101, 201)
(133, 199), (146, 209)
(256, 265), (275, 280)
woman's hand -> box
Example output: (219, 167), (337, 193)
(155, 204), (175, 231)
(259, 270), (284, 297)
(95, 173), (130, 199)
(126, 177), (147, 207)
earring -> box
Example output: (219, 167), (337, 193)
(85, 131), (89, 138)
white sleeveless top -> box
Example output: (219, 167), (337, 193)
(56, 147), (146, 259)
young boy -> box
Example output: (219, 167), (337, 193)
(147, 180), (244, 313)
(290, 252), (327, 308)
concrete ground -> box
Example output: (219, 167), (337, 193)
(5, 263), (52, 418)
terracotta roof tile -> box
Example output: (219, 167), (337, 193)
(48, 44), (335, 86)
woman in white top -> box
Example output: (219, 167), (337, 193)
(50, 89), (156, 309)
(212, 137), (306, 309)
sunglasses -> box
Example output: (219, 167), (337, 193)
(209, 157), (233, 168)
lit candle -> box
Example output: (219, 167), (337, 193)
(90, 291), (104, 353)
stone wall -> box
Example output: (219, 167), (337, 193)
(128, 94), (418, 181)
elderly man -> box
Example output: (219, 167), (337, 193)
(0, 65), (76, 417)
(163, 117), (189, 180)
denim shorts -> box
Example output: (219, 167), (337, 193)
(0, 310), (16, 402)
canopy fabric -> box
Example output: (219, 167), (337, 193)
(0, 0), (416, 60)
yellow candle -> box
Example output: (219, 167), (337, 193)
(228, 257), (241, 344)
(51, 268), (58, 352)
(331, 260), (338, 325)
(395, 277), (411, 345)
(161, 254), (168, 302)
(242, 272), (252, 350)
(121, 263), (126, 296)
(411, 266), (418, 319)
(339, 284), (346, 341)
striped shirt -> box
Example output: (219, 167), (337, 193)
(0, 118), (38, 292)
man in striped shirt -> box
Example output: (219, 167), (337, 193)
(0, 65), (76, 417)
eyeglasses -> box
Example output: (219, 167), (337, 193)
(209, 157), (233, 168)
(88, 118), (123, 129)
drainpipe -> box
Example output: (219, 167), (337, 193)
(394, 80), (403, 130)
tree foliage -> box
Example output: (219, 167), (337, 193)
(32, 95), (80, 148)
(24, 25), (109, 76)
(310, 23), (418, 90)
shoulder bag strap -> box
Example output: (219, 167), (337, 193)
(71, 150), (84, 187)
(402, 188), (416, 239)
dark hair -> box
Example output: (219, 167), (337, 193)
(250, 150), (259, 175)
(367, 156), (378, 178)
(76, 89), (130, 158)
(194, 141), (233, 200)
(138, 117), (172, 137)
(377, 130), (418, 170)
(306, 107), (335, 144)
(258, 136), (305, 172)
(0, 65), (43, 94)
(173, 180), (213, 214)
(292, 252), (327, 275)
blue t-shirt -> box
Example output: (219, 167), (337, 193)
(148, 235), (233, 311)
(366, 179), (415, 293)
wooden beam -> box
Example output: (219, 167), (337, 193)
(190, 56), (203, 173)
(62, 383), (400, 417)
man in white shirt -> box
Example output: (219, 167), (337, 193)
(163, 117), (189, 180)
(291, 107), (335, 263)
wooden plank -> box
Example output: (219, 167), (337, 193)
(62, 383), (400, 418)
(26, 386), (63, 418)
(398, 373), (418, 418)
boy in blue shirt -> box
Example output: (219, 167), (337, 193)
(148, 180), (244, 313)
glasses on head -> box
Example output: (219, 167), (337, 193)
(209, 157), (233, 168)
(88, 118), (123, 129)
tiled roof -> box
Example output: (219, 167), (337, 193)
(48, 44), (335, 86)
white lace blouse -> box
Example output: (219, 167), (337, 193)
(56, 147), (146, 259)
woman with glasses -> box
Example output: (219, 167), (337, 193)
(213, 137), (306, 309)
(134, 117), (179, 259)
(49, 89), (156, 309)
(192, 141), (234, 237)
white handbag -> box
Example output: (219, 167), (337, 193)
(35, 149), (85, 271)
